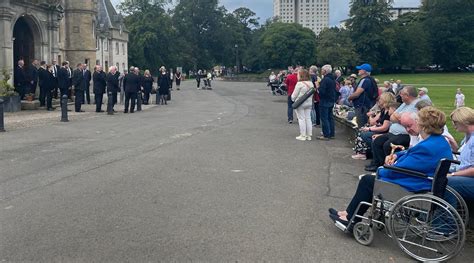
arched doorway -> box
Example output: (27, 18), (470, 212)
(13, 16), (40, 67)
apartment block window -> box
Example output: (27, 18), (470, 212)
(116, 42), (119, 55)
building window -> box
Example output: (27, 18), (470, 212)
(104, 39), (108, 51)
(122, 43), (125, 55)
(116, 42), (119, 55)
(96, 59), (100, 65)
(105, 61), (108, 71)
(116, 62), (119, 71)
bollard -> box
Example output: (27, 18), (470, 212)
(107, 91), (114, 115)
(137, 91), (142, 111)
(60, 95), (69, 122)
(0, 99), (5, 132)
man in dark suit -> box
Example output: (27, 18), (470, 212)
(38, 61), (49, 107)
(92, 65), (107, 112)
(123, 66), (140, 113)
(66, 61), (73, 100)
(83, 64), (92, 104)
(27, 59), (39, 95)
(57, 61), (69, 102)
(72, 63), (86, 112)
(51, 59), (60, 99)
(107, 66), (119, 112)
(14, 59), (27, 99)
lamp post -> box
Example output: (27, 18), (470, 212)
(235, 44), (239, 74)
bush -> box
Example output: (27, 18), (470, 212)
(0, 69), (17, 97)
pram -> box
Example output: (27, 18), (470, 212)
(335, 159), (469, 262)
(268, 79), (287, 95)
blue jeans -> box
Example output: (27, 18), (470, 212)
(360, 131), (374, 147)
(447, 176), (474, 205)
(287, 96), (293, 122)
(319, 103), (335, 138)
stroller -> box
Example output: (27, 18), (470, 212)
(268, 79), (287, 95)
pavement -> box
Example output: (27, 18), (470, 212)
(0, 80), (473, 262)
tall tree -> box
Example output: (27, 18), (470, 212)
(316, 27), (359, 74)
(346, 0), (395, 69)
(423, 0), (474, 70)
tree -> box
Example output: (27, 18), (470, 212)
(346, 0), (395, 69)
(260, 22), (317, 68)
(423, 0), (474, 70)
(316, 27), (359, 74)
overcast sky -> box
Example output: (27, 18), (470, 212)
(111, 0), (421, 26)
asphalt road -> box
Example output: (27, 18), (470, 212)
(1, 80), (473, 262)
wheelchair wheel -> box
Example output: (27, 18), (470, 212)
(387, 194), (465, 262)
(353, 222), (374, 246)
(446, 186), (470, 225)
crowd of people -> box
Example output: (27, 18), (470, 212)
(13, 59), (183, 113)
(270, 63), (472, 238)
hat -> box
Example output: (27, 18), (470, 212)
(355, 63), (372, 73)
(350, 74), (357, 78)
(419, 87), (428, 93)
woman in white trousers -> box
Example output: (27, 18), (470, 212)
(291, 69), (314, 141)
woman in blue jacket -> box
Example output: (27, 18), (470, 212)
(329, 107), (453, 225)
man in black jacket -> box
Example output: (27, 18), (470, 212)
(93, 65), (107, 112)
(317, 64), (337, 140)
(38, 61), (49, 107)
(123, 67), (140, 113)
(107, 66), (119, 112)
(72, 63), (86, 112)
(83, 64), (92, 104)
(57, 62), (70, 102)
(27, 59), (39, 95)
(14, 59), (27, 99)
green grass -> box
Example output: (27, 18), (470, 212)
(374, 73), (474, 142)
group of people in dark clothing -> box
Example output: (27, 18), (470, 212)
(13, 58), (182, 114)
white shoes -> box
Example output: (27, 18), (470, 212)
(306, 136), (312, 141)
(296, 135), (307, 141)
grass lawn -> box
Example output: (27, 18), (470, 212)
(375, 73), (473, 142)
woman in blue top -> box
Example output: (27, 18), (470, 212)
(329, 107), (453, 225)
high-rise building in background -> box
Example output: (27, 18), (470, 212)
(273, 0), (329, 36)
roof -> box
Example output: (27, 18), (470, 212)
(97, 0), (127, 31)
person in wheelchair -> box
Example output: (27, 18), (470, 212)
(329, 107), (453, 226)
(447, 107), (474, 205)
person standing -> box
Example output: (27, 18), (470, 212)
(113, 68), (120, 107)
(72, 63), (86, 112)
(317, 64), (337, 140)
(175, 71), (182, 90)
(14, 59), (27, 99)
(285, 68), (298, 124)
(27, 59), (39, 95)
(119, 69), (127, 104)
(169, 69), (174, 90)
(45, 65), (55, 111)
(309, 66), (320, 126)
(83, 64), (92, 104)
(57, 61), (70, 106)
(66, 61), (73, 100)
(348, 63), (377, 127)
(142, 70), (154, 105)
(37, 61), (49, 107)
(51, 59), (60, 99)
(291, 69), (314, 141)
(196, 69), (202, 89)
(158, 67), (170, 105)
(93, 65), (107, 112)
(123, 67), (140, 113)
(106, 66), (119, 112)
(455, 88), (465, 108)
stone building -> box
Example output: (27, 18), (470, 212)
(0, 0), (128, 85)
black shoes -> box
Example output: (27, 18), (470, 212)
(364, 165), (378, 172)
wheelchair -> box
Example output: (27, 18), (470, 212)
(335, 159), (469, 262)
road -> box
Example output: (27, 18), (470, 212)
(1, 80), (472, 262)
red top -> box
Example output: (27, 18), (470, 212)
(285, 73), (298, 96)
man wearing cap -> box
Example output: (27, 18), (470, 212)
(418, 87), (431, 103)
(348, 63), (377, 127)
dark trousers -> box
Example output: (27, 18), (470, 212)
(46, 89), (53, 109)
(112, 91), (118, 105)
(124, 91), (137, 112)
(84, 86), (91, 104)
(30, 82), (37, 94)
(95, 93), (103, 112)
(74, 89), (84, 112)
(143, 91), (150, 104)
(59, 88), (68, 106)
(287, 96), (293, 122)
(312, 101), (321, 125)
(39, 85), (47, 106)
(355, 106), (369, 128)
(371, 133), (410, 166)
(320, 103), (335, 138)
(347, 174), (376, 220)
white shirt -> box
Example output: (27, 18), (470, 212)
(455, 93), (465, 108)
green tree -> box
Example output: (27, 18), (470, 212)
(346, 0), (395, 69)
(423, 0), (474, 70)
(316, 27), (359, 74)
(260, 22), (317, 68)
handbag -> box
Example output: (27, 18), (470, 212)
(292, 82), (315, 109)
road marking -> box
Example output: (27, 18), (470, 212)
(231, 170), (244, 173)
(4, 206), (13, 210)
(171, 133), (192, 139)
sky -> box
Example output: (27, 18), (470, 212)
(111, 0), (421, 26)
